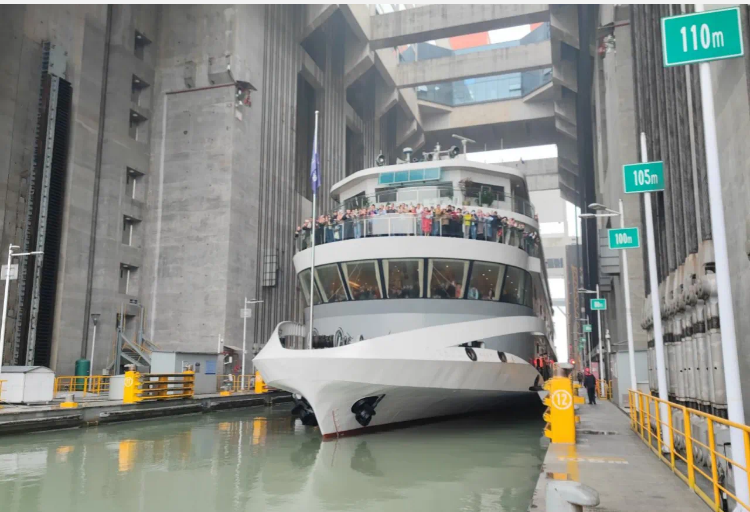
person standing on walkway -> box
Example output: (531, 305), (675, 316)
(583, 368), (596, 405)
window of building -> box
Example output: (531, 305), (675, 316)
(428, 259), (469, 298)
(129, 110), (148, 141)
(122, 215), (141, 246)
(119, 263), (138, 295)
(134, 31), (151, 60)
(342, 260), (382, 300)
(384, 259), (423, 298)
(298, 269), (321, 306)
(501, 266), (529, 306)
(467, 262), (505, 301)
(131, 75), (150, 108)
(126, 167), (144, 201)
(315, 264), (348, 303)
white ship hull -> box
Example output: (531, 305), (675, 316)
(253, 316), (546, 438)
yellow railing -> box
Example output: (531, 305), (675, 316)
(54, 376), (111, 397)
(216, 374), (255, 393)
(629, 389), (750, 511)
(596, 379), (613, 400)
(0, 379), (5, 408)
(123, 371), (194, 403)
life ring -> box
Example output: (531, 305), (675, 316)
(465, 347), (477, 361)
(497, 351), (507, 362)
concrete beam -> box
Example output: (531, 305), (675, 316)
(370, 4), (550, 49)
(346, 102), (364, 134)
(396, 41), (552, 88)
(418, 100), (453, 115)
(553, 58), (577, 93)
(554, 95), (576, 125)
(299, 48), (324, 90)
(375, 84), (398, 119)
(397, 86), (421, 124)
(339, 4), (371, 42)
(300, 4), (337, 41)
(550, 5), (579, 50)
(422, 97), (554, 132)
(396, 117), (418, 147)
(344, 39), (375, 88)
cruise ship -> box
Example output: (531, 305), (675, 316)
(254, 143), (556, 438)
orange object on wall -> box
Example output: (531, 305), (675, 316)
(449, 32), (490, 50)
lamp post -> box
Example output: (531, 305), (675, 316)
(580, 202), (638, 400)
(0, 244), (43, 375)
(578, 287), (605, 381)
(577, 317), (592, 368)
(240, 298), (263, 390)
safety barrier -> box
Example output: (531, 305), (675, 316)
(216, 374), (255, 393)
(254, 371), (269, 394)
(54, 376), (111, 398)
(543, 375), (584, 444)
(123, 370), (194, 403)
(629, 389), (750, 511)
(596, 379), (613, 400)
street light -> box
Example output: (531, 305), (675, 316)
(578, 200), (638, 408)
(89, 314), (101, 375)
(576, 316), (592, 369)
(0, 244), (43, 376)
(578, 286), (605, 382)
(240, 298), (263, 390)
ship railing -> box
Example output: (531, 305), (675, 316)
(295, 213), (541, 258)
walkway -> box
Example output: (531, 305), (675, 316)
(529, 393), (708, 511)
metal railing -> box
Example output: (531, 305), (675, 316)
(123, 371), (195, 403)
(0, 380), (5, 407)
(596, 379), (613, 400)
(54, 376), (111, 397)
(629, 389), (750, 511)
(296, 213), (541, 258)
(217, 374), (255, 393)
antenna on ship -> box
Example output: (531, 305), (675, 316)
(451, 134), (476, 160)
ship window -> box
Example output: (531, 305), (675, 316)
(524, 275), (534, 308)
(428, 259), (469, 298)
(299, 269), (321, 306)
(384, 259), (423, 298)
(315, 264), (348, 303)
(467, 262), (505, 301)
(501, 266), (528, 306)
(342, 260), (382, 300)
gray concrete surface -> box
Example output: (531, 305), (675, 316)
(529, 396), (708, 511)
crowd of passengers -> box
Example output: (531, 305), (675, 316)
(295, 203), (541, 254)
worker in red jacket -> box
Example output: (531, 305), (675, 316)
(583, 368), (597, 405)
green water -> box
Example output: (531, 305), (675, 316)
(0, 404), (544, 512)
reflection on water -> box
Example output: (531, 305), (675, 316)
(0, 404), (544, 512)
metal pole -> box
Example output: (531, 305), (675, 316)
(597, 284), (605, 381)
(641, 132), (670, 452)
(0, 245), (13, 375)
(586, 319), (592, 369)
(90, 323), (97, 374)
(620, 199), (638, 399)
(308, 110), (319, 351)
(241, 296), (247, 390)
(693, 8), (748, 506)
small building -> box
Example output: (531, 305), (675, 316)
(0, 366), (55, 403)
(149, 351), (222, 395)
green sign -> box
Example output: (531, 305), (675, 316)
(583, 324), (592, 333)
(623, 161), (664, 193)
(662, 7), (744, 67)
(580, 337), (586, 343)
(591, 298), (607, 311)
(609, 227), (641, 250)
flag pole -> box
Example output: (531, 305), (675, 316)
(308, 110), (320, 350)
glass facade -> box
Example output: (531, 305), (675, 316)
(384, 259), (423, 298)
(342, 260), (382, 300)
(467, 262), (505, 301)
(315, 264), (347, 303)
(428, 259), (469, 299)
(300, 259), (533, 308)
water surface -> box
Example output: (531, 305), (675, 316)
(0, 404), (544, 512)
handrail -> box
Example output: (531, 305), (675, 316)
(54, 376), (111, 397)
(217, 374), (255, 393)
(629, 389), (750, 511)
(295, 213), (542, 258)
(595, 379), (613, 400)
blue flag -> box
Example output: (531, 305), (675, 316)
(310, 121), (320, 194)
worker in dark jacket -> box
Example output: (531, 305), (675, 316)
(583, 368), (597, 405)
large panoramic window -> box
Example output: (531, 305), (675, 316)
(315, 264), (348, 303)
(501, 266), (529, 306)
(384, 259), (423, 298)
(428, 259), (469, 299)
(342, 260), (382, 300)
(298, 269), (321, 306)
(467, 262), (505, 301)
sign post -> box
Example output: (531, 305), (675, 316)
(662, 5), (747, 506)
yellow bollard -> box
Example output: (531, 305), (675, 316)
(123, 370), (140, 404)
(254, 371), (268, 394)
(543, 376), (585, 444)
